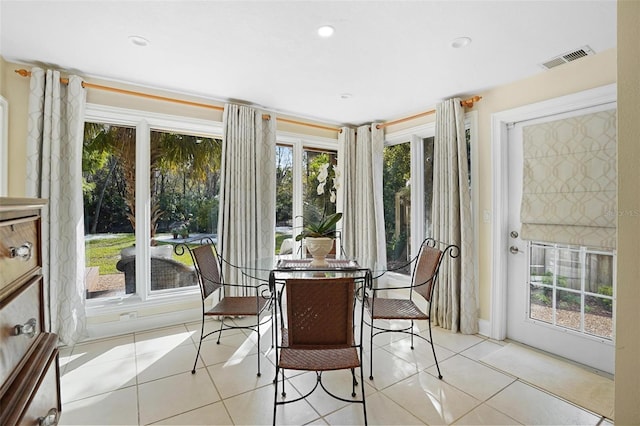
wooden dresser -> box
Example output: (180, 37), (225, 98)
(0, 198), (61, 426)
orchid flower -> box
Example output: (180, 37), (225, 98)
(317, 163), (330, 183)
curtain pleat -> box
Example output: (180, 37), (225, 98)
(338, 127), (357, 257)
(431, 98), (477, 334)
(219, 104), (276, 292)
(26, 67), (87, 345)
(349, 124), (386, 271)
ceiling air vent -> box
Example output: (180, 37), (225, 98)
(540, 46), (595, 70)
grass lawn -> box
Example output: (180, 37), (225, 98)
(86, 232), (292, 275)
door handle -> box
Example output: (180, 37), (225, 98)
(509, 246), (520, 255)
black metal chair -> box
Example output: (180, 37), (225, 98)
(187, 242), (271, 376)
(365, 238), (459, 380)
(272, 274), (369, 425)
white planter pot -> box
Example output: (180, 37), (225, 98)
(305, 237), (334, 267)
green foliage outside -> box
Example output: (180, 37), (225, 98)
(276, 146), (293, 225)
(82, 123), (222, 236)
(303, 151), (337, 226)
(85, 234), (135, 275)
(598, 285), (613, 310)
(85, 234), (191, 274)
(275, 233), (290, 254)
(86, 233), (292, 273)
(531, 272), (614, 316)
(383, 143), (411, 268)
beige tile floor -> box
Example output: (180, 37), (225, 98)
(57, 317), (612, 425)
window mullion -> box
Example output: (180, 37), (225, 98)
(136, 120), (151, 301)
(292, 141), (304, 255)
(410, 134), (424, 258)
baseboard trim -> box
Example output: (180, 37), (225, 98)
(84, 309), (200, 342)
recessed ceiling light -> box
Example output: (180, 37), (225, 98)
(317, 25), (335, 38)
(450, 36), (472, 49)
(128, 35), (149, 47)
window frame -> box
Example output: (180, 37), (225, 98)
(276, 132), (341, 256)
(83, 105), (339, 324)
(83, 104), (224, 316)
(383, 111), (478, 284)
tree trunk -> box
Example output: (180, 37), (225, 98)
(90, 156), (118, 234)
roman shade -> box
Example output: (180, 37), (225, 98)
(520, 109), (617, 249)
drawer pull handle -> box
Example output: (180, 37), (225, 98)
(38, 408), (60, 426)
(10, 242), (33, 261)
(14, 318), (37, 338)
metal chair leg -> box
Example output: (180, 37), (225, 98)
(272, 366), (279, 426)
(428, 320), (443, 379)
(192, 311), (205, 374)
(256, 315), (262, 377)
(410, 320), (415, 350)
(369, 320), (375, 380)
(351, 368), (357, 397)
(216, 318), (224, 344)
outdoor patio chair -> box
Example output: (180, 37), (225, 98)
(365, 238), (459, 380)
(115, 255), (198, 294)
(273, 275), (369, 425)
(188, 243), (271, 376)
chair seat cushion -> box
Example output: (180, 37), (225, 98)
(367, 297), (428, 320)
(206, 296), (268, 317)
(278, 328), (359, 371)
(279, 346), (360, 371)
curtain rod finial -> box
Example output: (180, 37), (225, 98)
(461, 95), (482, 108)
(15, 69), (30, 77)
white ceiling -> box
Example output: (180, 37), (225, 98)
(0, 0), (616, 126)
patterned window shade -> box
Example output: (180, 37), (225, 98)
(520, 109), (617, 249)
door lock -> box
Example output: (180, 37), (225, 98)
(510, 231), (519, 239)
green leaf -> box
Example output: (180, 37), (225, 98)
(295, 212), (342, 241)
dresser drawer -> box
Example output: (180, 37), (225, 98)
(0, 277), (44, 390)
(13, 351), (60, 426)
(0, 334), (60, 426)
(0, 215), (41, 294)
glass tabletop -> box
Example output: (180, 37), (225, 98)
(236, 254), (386, 283)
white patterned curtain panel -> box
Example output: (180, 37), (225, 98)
(25, 67), (87, 345)
(520, 109), (617, 249)
(338, 127), (356, 257)
(348, 124), (386, 271)
(431, 98), (478, 334)
(219, 104), (276, 293)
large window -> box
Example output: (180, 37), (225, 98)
(276, 145), (293, 254)
(383, 142), (411, 273)
(303, 149), (338, 228)
(383, 117), (476, 276)
(82, 107), (222, 303)
(274, 135), (339, 257)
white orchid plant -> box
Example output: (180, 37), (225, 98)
(295, 160), (342, 241)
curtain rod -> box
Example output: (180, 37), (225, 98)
(15, 69), (341, 133)
(376, 96), (482, 130)
(15, 69), (481, 134)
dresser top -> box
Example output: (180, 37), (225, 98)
(0, 197), (47, 212)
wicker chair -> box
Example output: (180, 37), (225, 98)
(365, 238), (459, 380)
(273, 275), (368, 425)
(189, 243), (271, 376)
(115, 255), (198, 294)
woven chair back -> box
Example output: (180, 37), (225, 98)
(191, 244), (223, 299)
(412, 245), (443, 302)
(284, 277), (355, 348)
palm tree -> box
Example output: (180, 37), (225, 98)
(83, 123), (221, 237)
